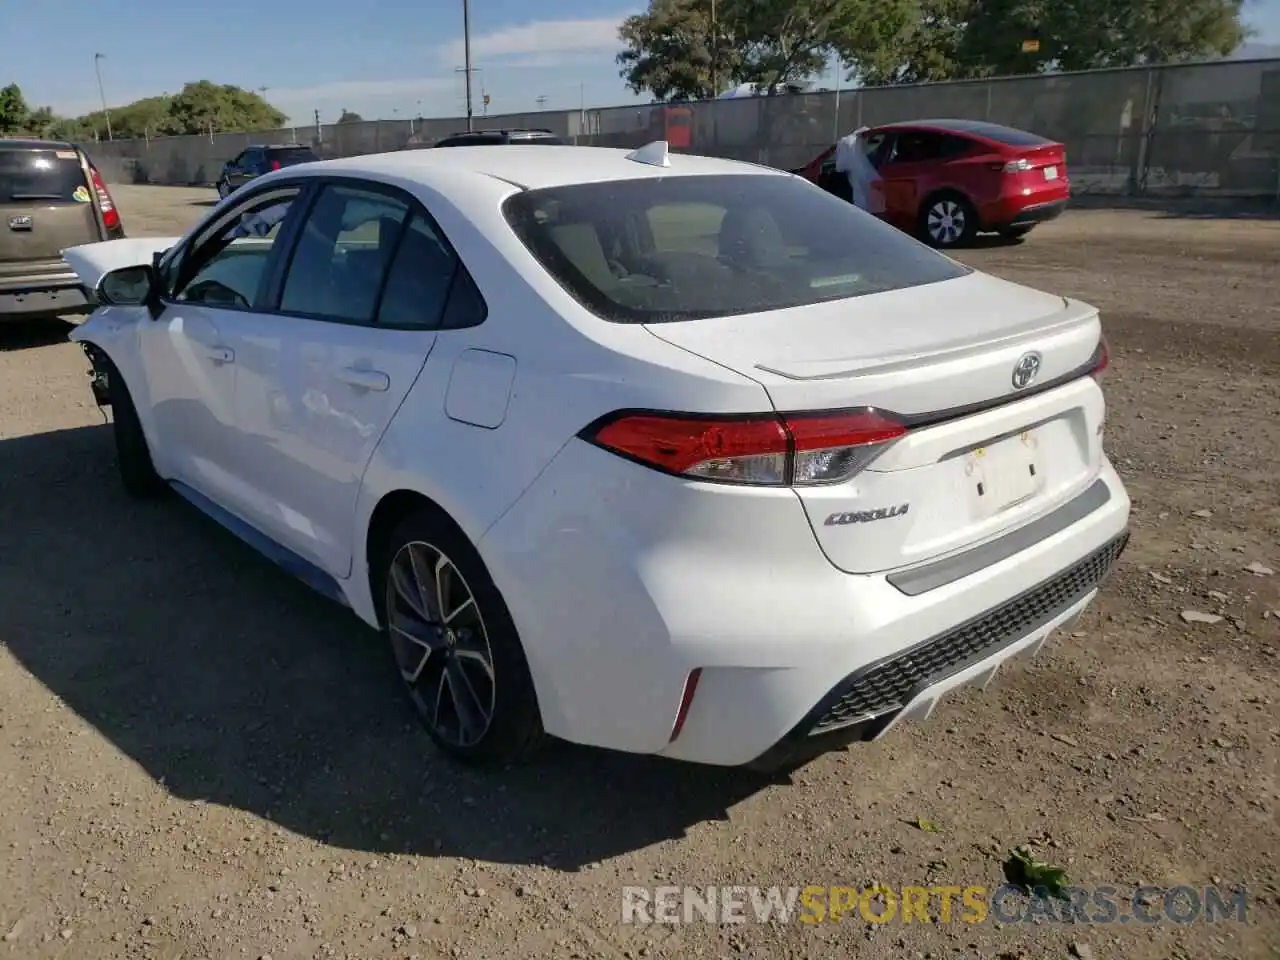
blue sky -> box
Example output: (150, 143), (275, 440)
(8, 0), (1280, 126)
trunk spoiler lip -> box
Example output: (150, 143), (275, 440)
(753, 297), (1096, 381)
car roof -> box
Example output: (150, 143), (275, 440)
(0, 138), (78, 151)
(300, 144), (785, 192)
(871, 118), (1056, 142)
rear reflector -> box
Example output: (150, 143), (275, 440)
(1090, 337), (1110, 380)
(584, 408), (907, 486)
(89, 167), (120, 230)
(270, 159), (282, 171)
(669, 668), (702, 742)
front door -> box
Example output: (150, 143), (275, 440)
(219, 180), (460, 576)
(141, 186), (305, 513)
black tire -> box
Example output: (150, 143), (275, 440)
(106, 358), (167, 499)
(997, 224), (1035, 240)
(217, 179), (231, 199)
(376, 506), (545, 765)
(918, 192), (978, 248)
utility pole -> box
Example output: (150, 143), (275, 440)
(709, 0), (718, 100)
(462, 0), (474, 130)
(314, 108), (322, 145)
(93, 53), (113, 140)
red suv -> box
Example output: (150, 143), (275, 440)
(797, 119), (1069, 247)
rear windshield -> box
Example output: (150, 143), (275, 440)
(0, 147), (87, 202)
(502, 174), (969, 323)
(509, 134), (564, 144)
(269, 147), (319, 164)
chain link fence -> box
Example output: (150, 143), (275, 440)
(86, 58), (1280, 201)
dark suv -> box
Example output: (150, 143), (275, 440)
(429, 128), (564, 147)
(216, 143), (320, 198)
(1, 138), (125, 323)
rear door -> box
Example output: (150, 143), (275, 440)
(875, 130), (958, 229)
(0, 145), (99, 274)
(218, 178), (455, 576)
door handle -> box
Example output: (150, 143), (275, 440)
(336, 366), (390, 392)
(201, 344), (235, 363)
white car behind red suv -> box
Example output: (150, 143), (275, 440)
(64, 142), (1129, 771)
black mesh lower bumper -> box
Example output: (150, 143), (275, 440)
(747, 531), (1128, 772)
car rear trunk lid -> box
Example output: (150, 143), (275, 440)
(0, 147), (101, 264)
(645, 271), (1107, 575)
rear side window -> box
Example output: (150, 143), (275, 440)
(0, 148), (88, 203)
(279, 184), (410, 322)
(502, 173), (968, 324)
(377, 213), (488, 330)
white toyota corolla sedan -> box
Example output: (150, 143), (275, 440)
(64, 141), (1129, 771)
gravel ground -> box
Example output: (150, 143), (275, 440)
(1, 186), (1277, 960)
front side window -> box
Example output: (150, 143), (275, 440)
(502, 173), (968, 324)
(170, 190), (300, 309)
(278, 183), (410, 323)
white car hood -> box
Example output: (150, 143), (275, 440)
(62, 237), (180, 291)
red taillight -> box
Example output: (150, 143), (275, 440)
(90, 167), (120, 230)
(1091, 337), (1110, 380)
(585, 407), (908, 486)
(669, 668), (702, 742)
(270, 159), (281, 171)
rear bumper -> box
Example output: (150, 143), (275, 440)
(746, 529), (1126, 772)
(481, 431), (1131, 767)
(1005, 198), (1068, 227)
(0, 274), (91, 319)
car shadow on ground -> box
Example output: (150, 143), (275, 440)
(0, 318), (74, 352)
(190, 199), (219, 207)
(0, 424), (774, 869)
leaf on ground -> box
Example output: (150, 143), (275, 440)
(914, 817), (942, 833)
(1003, 845), (1071, 900)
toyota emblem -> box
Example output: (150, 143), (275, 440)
(1011, 351), (1042, 390)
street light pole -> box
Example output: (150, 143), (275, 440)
(462, 0), (474, 130)
(710, 0), (718, 99)
(94, 53), (113, 141)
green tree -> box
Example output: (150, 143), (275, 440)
(337, 109), (365, 123)
(855, 0), (975, 85)
(618, 0), (914, 99)
(957, 0), (1247, 74)
(166, 81), (286, 135)
(617, 0), (733, 100)
(0, 83), (30, 135)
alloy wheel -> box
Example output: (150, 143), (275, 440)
(927, 199), (966, 246)
(385, 541), (497, 747)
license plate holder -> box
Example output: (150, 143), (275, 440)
(1043, 165), (1059, 180)
(967, 432), (1045, 519)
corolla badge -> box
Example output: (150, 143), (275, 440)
(824, 504), (910, 526)
(1011, 351), (1042, 390)
(8, 215), (33, 231)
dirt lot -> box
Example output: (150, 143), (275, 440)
(1, 185), (1278, 960)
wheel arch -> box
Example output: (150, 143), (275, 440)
(363, 488), (473, 629)
(918, 186), (976, 220)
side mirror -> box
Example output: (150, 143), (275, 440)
(96, 263), (163, 318)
